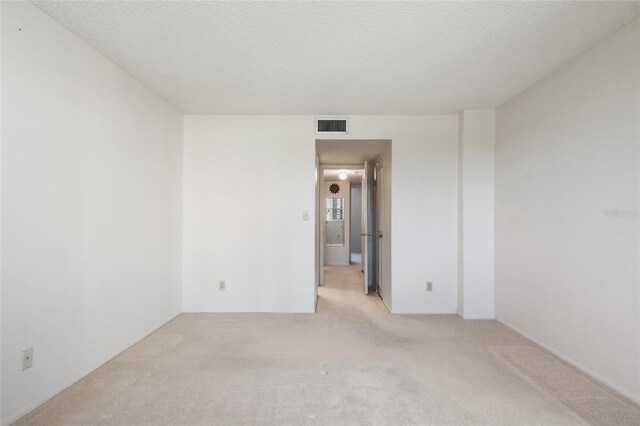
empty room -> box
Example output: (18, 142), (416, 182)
(1, 1), (639, 425)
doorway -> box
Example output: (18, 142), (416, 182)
(315, 139), (392, 309)
(322, 168), (363, 266)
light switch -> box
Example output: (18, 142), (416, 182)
(303, 210), (310, 221)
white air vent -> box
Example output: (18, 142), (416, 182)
(316, 117), (348, 135)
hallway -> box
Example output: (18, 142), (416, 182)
(17, 266), (640, 425)
(318, 265), (387, 315)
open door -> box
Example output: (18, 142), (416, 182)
(361, 161), (375, 294)
(316, 156), (323, 290)
(376, 159), (384, 297)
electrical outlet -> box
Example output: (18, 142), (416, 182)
(302, 210), (310, 221)
(219, 280), (226, 291)
(22, 347), (33, 370)
(426, 281), (433, 292)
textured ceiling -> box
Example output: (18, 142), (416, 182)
(34, 1), (639, 114)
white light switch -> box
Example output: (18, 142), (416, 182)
(303, 210), (310, 221)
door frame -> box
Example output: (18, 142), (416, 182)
(314, 138), (392, 314)
(374, 157), (384, 296)
(362, 160), (375, 294)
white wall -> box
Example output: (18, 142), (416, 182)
(458, 110), (495, 319)
(182, 115), (459, 314)
(182, 116), (316, 312)
(1, 3), (184, 423)
(495, 19), (639, 402)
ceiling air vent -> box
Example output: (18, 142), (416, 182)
(316, 117), (348, 135)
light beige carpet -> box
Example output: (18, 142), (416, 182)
(18, 266), (640, 425)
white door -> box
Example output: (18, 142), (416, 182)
(317, 159), (323, 287)
(362, 161), (375, 294)
(376, 160), (384, 297)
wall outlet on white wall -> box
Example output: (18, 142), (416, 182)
(219, 280), (226, 291)
(426, 281), (433, 292)
(22, 347), (33, 370)
(302, 210), (310, 221)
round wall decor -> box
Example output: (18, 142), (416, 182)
(329, 183), (340, 194)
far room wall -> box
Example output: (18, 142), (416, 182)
(182, 115), (464, 314)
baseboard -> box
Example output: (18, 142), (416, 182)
(391, 309), (458, 315)
(496, 317), (640, 406)
(461, 314), (495, 320)
(182, 308), (315, 314)
(2, 312), (181, 426)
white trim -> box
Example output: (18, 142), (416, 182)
(496, 317), (640, 405)
(391, 310), (458, 315)
(2, 313), (181, 426)
(461, 314), (495, 320)
(182, 309), (315, 314)
(317, 163), (364, 287)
